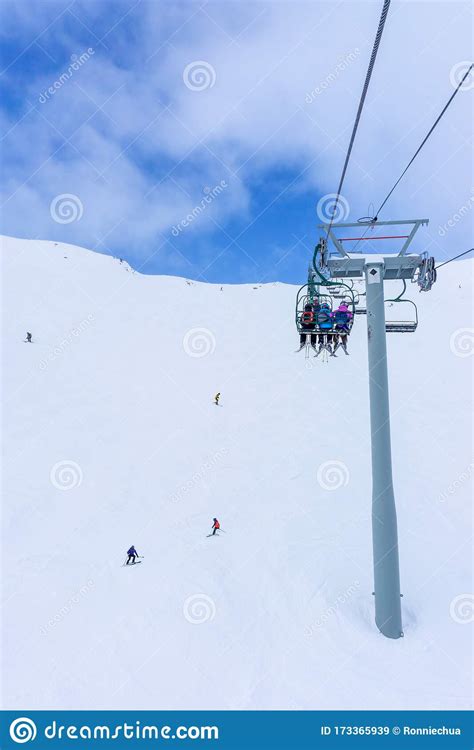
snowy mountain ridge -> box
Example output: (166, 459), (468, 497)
(2, 234), (472, 710)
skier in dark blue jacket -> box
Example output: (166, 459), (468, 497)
(126, 545), (139, 564)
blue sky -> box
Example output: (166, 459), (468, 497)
(0, 0), (472, 283)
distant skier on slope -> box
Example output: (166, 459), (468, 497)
(25, 332), (32, 343)
(211, 518), (220, 536)
(214, 392), (221, 406)
(126, 545), (139, 564)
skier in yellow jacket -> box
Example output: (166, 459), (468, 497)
(214, 392), (220, 406)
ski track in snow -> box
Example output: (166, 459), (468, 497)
(1, 235), (472, 710)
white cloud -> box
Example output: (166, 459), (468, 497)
(1, 0), (472, 274)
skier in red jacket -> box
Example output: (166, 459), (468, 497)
(211, 518), (220, 536)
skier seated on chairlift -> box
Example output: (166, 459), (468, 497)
(331, 302), (352, 356)
(298, 304), (317, 350)
(315, 303), (334, 356)
(126, 545), (139, 564)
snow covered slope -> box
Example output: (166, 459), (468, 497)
(2, 235), (472, 710)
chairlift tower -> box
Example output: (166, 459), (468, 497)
(316, 218), (436, 639)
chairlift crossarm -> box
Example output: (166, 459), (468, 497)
(296, 217), (435, 343)
(317, 218), (429, 260)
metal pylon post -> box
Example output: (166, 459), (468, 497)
(365, 261), (403, 639)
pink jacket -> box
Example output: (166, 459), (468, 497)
(336, 304), (353, 321)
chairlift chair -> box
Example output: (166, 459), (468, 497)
(384, 298), (418, 332)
